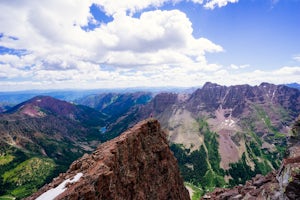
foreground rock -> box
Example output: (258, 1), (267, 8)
(26, 119), (190, 200)
(203, 117), (300, 200)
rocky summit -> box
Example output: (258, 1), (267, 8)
(26, 119), (189, 200)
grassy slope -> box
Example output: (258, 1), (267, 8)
(0, 144), (57, 199)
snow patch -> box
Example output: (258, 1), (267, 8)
(221, 119), (235, 127)
(36, 173), (83, 200)
(229, 119), (235, 127)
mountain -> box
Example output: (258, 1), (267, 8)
(103, 82), (300, 193)
(75, 92), (153, 140)
(0, 87), (192, 110)
(286, 82), (300, 90)
(26, 119), (190, 200)
(75, 92), (152, 122)
(0, 103), (11, 113)
(1, 82), (299, 199)
(0, 96), (108, 199)
(203, 116), (300, 199)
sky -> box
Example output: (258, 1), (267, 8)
(0, 0), (300, 91)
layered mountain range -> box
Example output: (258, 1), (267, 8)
(0, 82), (299, 199)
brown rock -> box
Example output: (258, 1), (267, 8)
(26, 119), (189, 200)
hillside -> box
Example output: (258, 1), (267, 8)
(204, 116), (300, 199)
(26, 119), (190, 200)
(0, 96), (107, 199)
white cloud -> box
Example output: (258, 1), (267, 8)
(93, 0), (169, 16)
(0, 0), (226, 91)
(190, 0), (204, 4)
(204, 0), (239, 9)
(293, 55), (300, 62)
(6, 0), (297, 91)
(273, 66), (300, 76)
(230, 64), (249, 70)
(0, 63), (30, 79)
(94, 0), (236, 15)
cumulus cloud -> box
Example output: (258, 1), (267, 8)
(93, 0), (169, 16)
(94, 0), (238, 15)
(3, 0), (296, 91)
(0, 0), (227, 90)
(273, 66), (300, 76)
(204, 0), (239, 9)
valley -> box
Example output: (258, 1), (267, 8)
(0, 82), (299, 199)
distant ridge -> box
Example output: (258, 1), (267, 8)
(286, 82), (300, 90)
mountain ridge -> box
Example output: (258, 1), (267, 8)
(26, 119), (190, 200)
(101, 82), (300, 192)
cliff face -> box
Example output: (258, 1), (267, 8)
(203, 117), (300, 200)
(187, 82), (300, 118)
(27, 119), (189, 200)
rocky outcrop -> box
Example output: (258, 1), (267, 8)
(26, 119), (189, 200)
(203, 117), (300, 200)
(202, 172), (282, 200)
(277, 116), (300, 200)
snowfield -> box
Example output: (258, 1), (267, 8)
(36, 173), (83, 200)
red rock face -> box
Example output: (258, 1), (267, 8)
(26, 119), (189, 200)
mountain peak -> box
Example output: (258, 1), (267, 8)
(202, 82), (222, 89)
(27, 119), (190, 200)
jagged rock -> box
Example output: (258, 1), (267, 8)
(26, 119), (189, 200)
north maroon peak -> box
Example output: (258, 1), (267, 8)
(26, 119), (190, 200)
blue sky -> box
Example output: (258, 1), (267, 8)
(0, 0), (300, 91)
